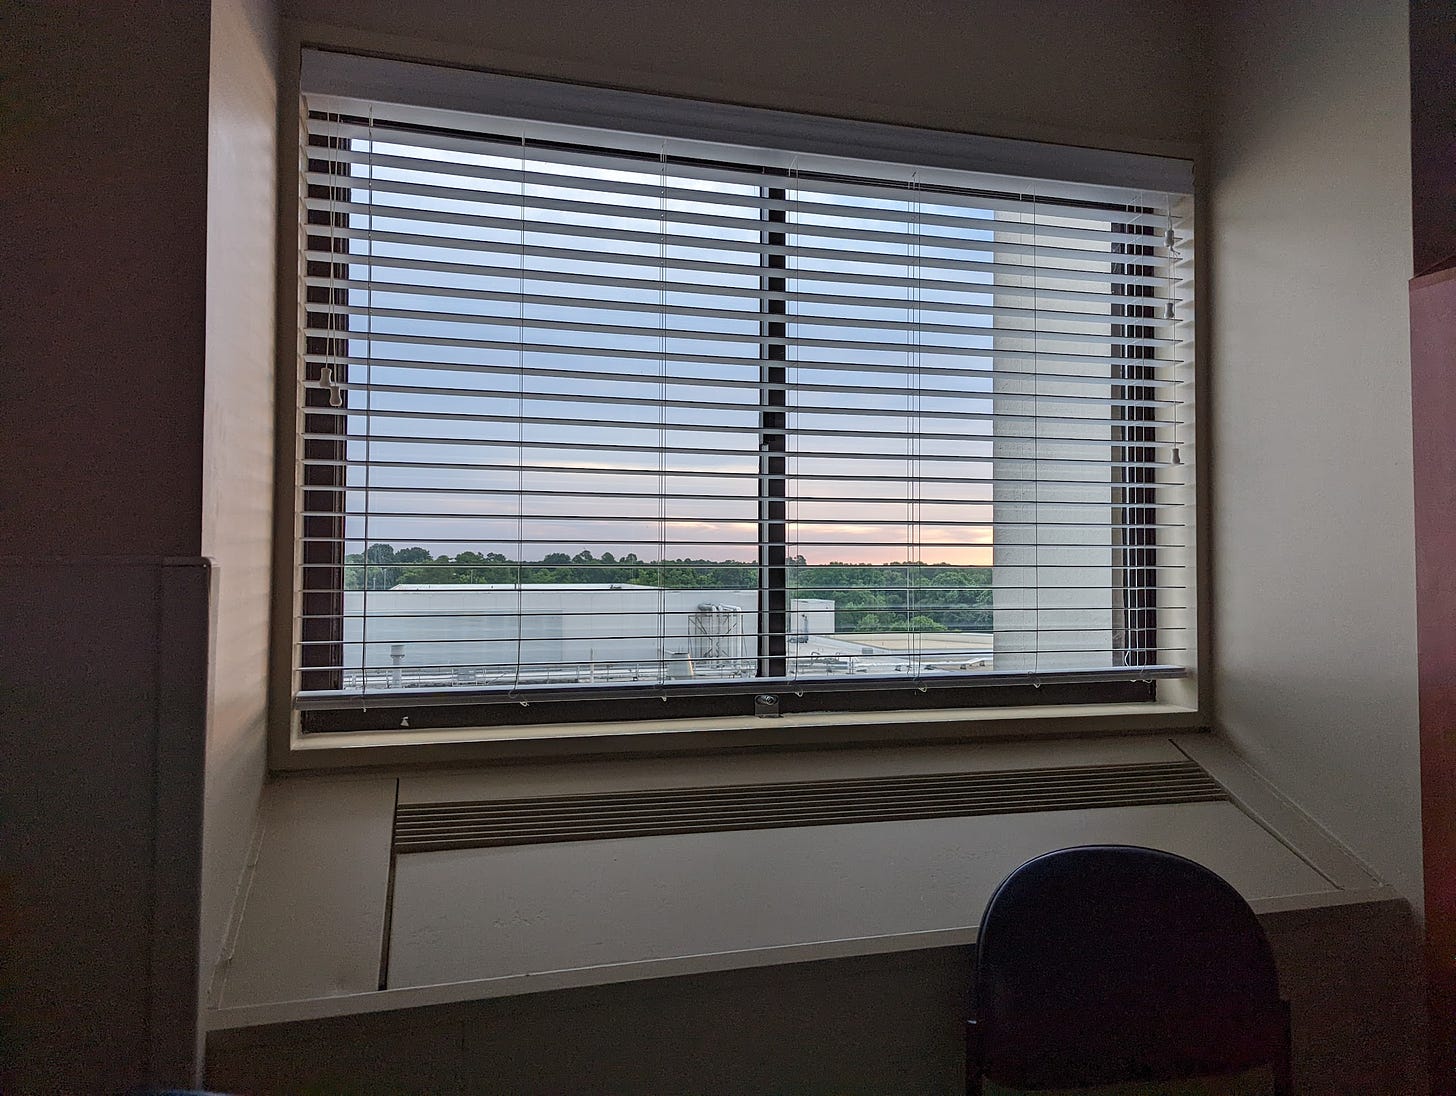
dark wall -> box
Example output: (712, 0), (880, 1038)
(0, 560), (212, 1093)
(208, 949), (970, 1095)
(0, 2), (218, 1089)
(1, 566), (166, 1091)
(0, 1), (212, 558)
(206, 900), (1424, 1095)
(1411, 0), (1456, 276)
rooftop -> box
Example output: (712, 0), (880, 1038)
(390, 583), (662, 592)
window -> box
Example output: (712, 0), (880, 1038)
(287, 52), (1195, 737)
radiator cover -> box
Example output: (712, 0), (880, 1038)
(392, 760), (1226, 853)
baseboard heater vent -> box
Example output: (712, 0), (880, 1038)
(393, 761), (1226, 854)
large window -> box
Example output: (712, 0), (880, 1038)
(288, 55), (1195, 735)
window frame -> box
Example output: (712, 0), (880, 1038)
(268, 45), (1205, 769)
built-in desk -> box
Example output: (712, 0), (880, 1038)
(205, 733), (1423, 1094)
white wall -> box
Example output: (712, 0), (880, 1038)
(1208, 0), (1421, 904)
(202, 0), (279, 1005)
(991, 215), (1117, 673)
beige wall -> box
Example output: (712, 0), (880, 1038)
(1207, 0), (1421, 904)
(202, 0), (280, 1003)
(284, 0), (1201, 156)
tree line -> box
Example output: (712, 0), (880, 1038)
(345, 544), (993, 633)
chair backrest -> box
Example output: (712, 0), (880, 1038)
(969, 845), (1289, 1093)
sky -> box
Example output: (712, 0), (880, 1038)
(306, 121), (1178, 580)
(320, 131), (1030, 570)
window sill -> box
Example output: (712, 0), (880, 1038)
(276, 699), (1204, 770)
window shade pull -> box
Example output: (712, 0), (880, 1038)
(314, 365), (345, 407)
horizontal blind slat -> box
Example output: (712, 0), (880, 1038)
(305, 145), (1173, 246)
(305, 212), (1176, 290)
(309, 301), (1177, 351)
(307, 381), (1186, 427)
(299, 404), (1169, 449)
(303, 351), (1183, 391)
(299, 457), (1186, 485)
(307, 115), (1176, 221)
(304, 171), (1176, 269)
(306, 276), (1176, 342)
(306, 249), (1184, 310)
(302, 354), (1180, 407)
(301, 432), (1181, 467)
(301, 327), (1183, 373)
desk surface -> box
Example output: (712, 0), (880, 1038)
(209, 733), (1389, 1030)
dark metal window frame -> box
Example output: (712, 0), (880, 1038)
(298, 117), (353, 696)
(1111, 216), (1160, 666)
(294, 114), (1171, 735)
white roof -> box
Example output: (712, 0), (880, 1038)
(389, 583), (661, 592)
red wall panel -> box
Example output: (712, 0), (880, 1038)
(1414, 264), (1456, 1095)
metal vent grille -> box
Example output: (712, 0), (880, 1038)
(393, 761), (1226, 854)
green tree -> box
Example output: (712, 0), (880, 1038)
(337, 545), (994, 627)
(452, 550), (486, 583)
(359, 542), (400, 589)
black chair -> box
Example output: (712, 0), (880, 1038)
(967, 845), (1291, 1095)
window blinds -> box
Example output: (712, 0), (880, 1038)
(293, 89), (1195, 713)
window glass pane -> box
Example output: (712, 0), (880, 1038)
(296, 105), (1194, 722)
